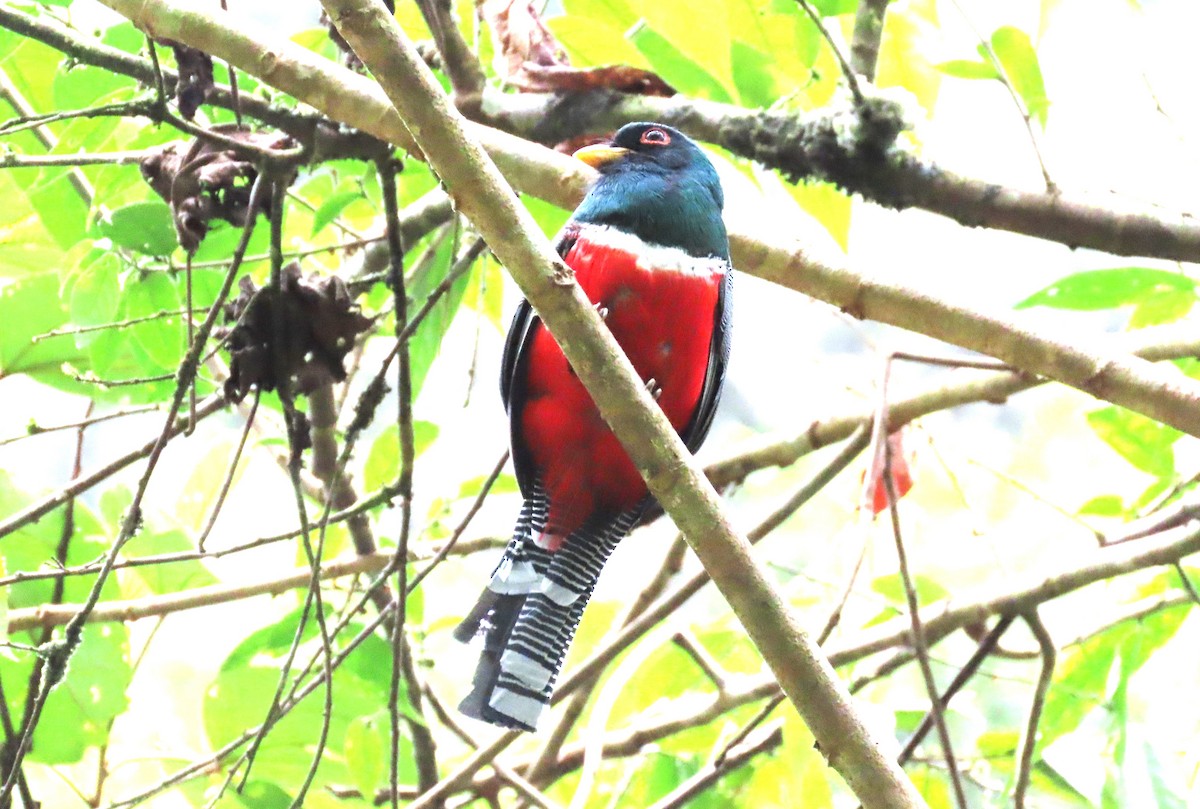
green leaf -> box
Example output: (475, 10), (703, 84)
(0, 272), (88, 385)
(1016, 267), (1195, 311)
(97, 201), (178, 256)
(611, 751), (696, 806)
(0, 471), (133, 763)
(630, 26), (733, 103)
(988, 26), (1049, 126)
(1143, 740), (1188, 809)
(310, 189), (364, 237)
(1078, 494), (1125, 517)
(124, 271), (185, 370)
(121, 528), (217, 595)
(237, 782), (293, 809)
(291, 27), (339, 59)
(207, 607), (421, 792)
(563, 0), (638, 28)
(406, 234), (477, 397)
(1039, 606), (1186, 751)
(935, 59), (999, 79)
(344, 712), (387, 800)
(53, 56), (135, 111)
(363, 421), (440, 491)
(33, 624), (132, 763)
(642, 0), (732, 90)
(731, 40), (780, 107)
(461, 255), (506, 331)
(548, 16), (650, 69)
(1128, 286), (1196, 328)
(457, 472), (519, 500)
(787, 180), (852, 250)
(975, 729), (1018, 758)
(1031, 761), (1093, 806)
(1086, 406), (1180, 478)
(0, 559), (7, 650)
(871, 573), (948, 606)
(875, 0), (942, 115)
(808, 0), (857, 13)
(67, 252), (121, 350)
(26, 168), (89, 250)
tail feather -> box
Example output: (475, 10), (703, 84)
(455, 488), (642, 731)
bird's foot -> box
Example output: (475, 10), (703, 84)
(645, 378), (663, 401)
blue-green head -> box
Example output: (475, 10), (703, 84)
(571, 122), (729, 261)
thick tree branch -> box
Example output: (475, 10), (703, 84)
(80, 1), (1200, 441)
(8, 3), (1200, 263)
(413, 0), (486, 110)
(123, 0), (929, 805)
(706, 326), (1200, 487)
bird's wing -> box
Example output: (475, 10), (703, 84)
(680, 264), (733, 452)
(500, 229), (582, 500)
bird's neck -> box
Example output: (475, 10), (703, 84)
(572, 173), (728, 260)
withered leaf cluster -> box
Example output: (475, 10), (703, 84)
(156, 39), (215, 120)
(220, 262), (373, 404)
(139, 128), (297, 253)
(478, 0), (674, 96)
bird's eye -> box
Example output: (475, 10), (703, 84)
(639, 127), (671, 146)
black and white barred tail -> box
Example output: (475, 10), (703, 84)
(454, 490), (641, 731)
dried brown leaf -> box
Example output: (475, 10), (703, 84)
(139, 127), (296, 252)
(477, 0), (674, 95)
(520, 64), (674, 96)
(220, 263), (373, 404)
(155, 39), (214, 119)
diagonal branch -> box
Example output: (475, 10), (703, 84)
(8, 2), (1200, 263)
(313, 1), (924, 807)
(78, 0), (1200, 441)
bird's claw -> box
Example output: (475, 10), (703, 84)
(646, 378), (662, 401)
(593, 302), (610, 320)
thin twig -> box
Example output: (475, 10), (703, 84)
(379, 155), (441, 800)
(32, 307), (203, 342)
(0, 70), (93, 204)
(0, 169), (273, 809)
(793, 0), (864, 103)
(882, 435), (968, 808)
(1173, 561), (1200, 605)
(897, 615), (1016, 765)
(218, 0), (242, 126)
(671, 632), (729, 693)
(0, 149), (149, 168)
(1013, 611), (1055, 809)
(0, 405), (160, 447)
(647, 723), (783, 809)
(406, 449), (509, 594)
(423, 687), (563, 809)
(946, 0), (1055, 191)
(195, 391), (259, 550)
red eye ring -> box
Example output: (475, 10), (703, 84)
(639, 127), (671, 146)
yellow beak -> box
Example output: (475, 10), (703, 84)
(572, 144), (630, 169)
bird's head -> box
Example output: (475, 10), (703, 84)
(570, 123), (728, 260)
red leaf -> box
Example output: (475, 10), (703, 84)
(863, 430), (914, 515)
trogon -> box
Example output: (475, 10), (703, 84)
(454, 122), (733, 731)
